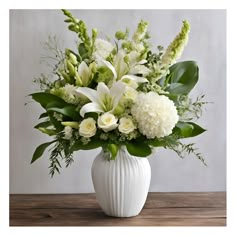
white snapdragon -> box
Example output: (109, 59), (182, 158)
(98, 113), (118, 132)
(79, 118), (97, 138)
(64, 126), (73, 140)
(118, 117), (136, 134)
(93, 38), (114, 60)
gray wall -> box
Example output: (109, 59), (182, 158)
(10, 10), (226, 193)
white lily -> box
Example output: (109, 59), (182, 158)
(76, 81), (125, 117)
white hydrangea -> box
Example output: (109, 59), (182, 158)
(131, 92), (178, 139)
(93, 38), (114, 60)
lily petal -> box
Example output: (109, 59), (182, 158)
(100, 59), (117, 80)
(110, 81), (126, 110)
(121, 74), (148, 83)
(97, 82), (110, 98)
(76, 87), (98, 103)
(80, 102), (103, 117)
(130, 64), (151, 76)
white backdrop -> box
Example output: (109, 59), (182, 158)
(10, 10), (226, 193)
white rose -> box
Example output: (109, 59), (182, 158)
(79, 118), (97, 138)
(118, 117), (136, 134)
(124, 86), (138, 102)
(98, 113), (118, 132)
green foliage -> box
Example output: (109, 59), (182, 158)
(126, 141), (152, 157)
(31, 140), (57, 164)
(173, 121), (206, 138)
(47, 106), (80, 121)
(168, 141), (207, 166)
(62, 9), (92, 57)
(70, 139), (103, 152)
(30, 92), (68, 109)
(106, 144), (119, 160)
(176, 95), (209, 121)
(166, 61), (199, 95)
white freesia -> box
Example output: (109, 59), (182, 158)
(131, 92), (179, 138)
(93, 38), (114, 60)
(64, 126), (73, 140)
(76, 81), (125, 117)
(98, 113), (118, 132)
(79, 118), (97, 138)
(76, 61), (91, 86)
(118, 117), (136, 134)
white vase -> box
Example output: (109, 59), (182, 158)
(91, 146), (151, 217)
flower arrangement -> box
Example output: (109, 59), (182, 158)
(31, 10), (207, 176)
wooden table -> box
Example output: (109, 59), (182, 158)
(10, 192), (226, 226)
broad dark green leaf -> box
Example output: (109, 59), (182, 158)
(30, 92), (67, 109)
(31, 140), (57, 164)
(167, 61), (199, 95)
(126, 142), (152, 157)
(106, 144), (119, 160)
(47, 111), (64, 131)
(78, 43), (88, 60)
(173, 121), (206, 138)
(37, 128), (57, 136)
(71, 139), (103, 151)
(34, 121), (51, 129)
(39, 112), (48, 119)
(47, 106), (80, 121)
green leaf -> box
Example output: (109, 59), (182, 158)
(34, 121), (51, 129)
(31, 140), (57, 164)
(126, 142), (152, 157)
(47, 106), (80, 121)
(106, 144), (119, 160)
(173, 121), (206, 138)
(30, 92), (67, 109)
(39, 112), (48, 119)
(167, 61), (199, 95)
(71, 139), (102, 151)
(147, 136), (178, 148)
(47, 111), (64, 131)
(38, 128), (57, 136)
(78, 43), (88, 60)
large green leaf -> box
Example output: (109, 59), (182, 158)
(31, 140), (57, 164)
(34, 121), (51, 129)
(78, 43), (89, 60)
(71, 139), (103, 151)
(34, 121), (57, 136)
(47, 106), (80, 121)
(30, 92), (67, 109)
(47, 111), (64, 131)
(173, 121), (206, 138)
(39, 112), (48, 119)
(126, 142), (152, 157)
(167, 61), (199, 95)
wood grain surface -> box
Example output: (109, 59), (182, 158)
(10, 192), (226, 226)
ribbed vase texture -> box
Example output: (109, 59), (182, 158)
(91, 146), (151, 217)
